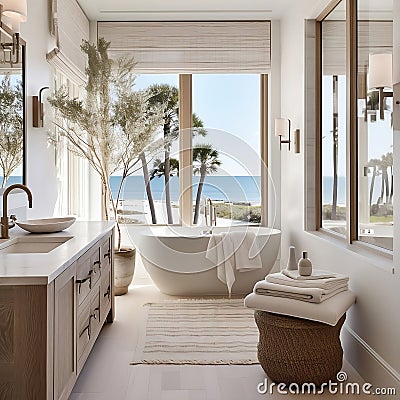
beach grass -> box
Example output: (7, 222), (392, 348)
(214, 203), (261, 223)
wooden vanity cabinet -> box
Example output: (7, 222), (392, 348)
(54, 230), (114, 399)
(0, 229), (114, 400)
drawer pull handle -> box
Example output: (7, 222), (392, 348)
(93, 260), (101, 268)
(79, 323), (91, 339)
(91, 307), (100, 320)
(76, 270), (93, 293)
(104, 285), (111, 300)
(104, 251), (111, 261)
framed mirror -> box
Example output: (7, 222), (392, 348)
(0, 27), (25, 190)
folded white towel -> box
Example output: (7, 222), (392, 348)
(229, 231), (262, 271)
(254, 281), (348, 303)
(282, 269), (336, 280)
(266, 272), (349, 290)
(206, 233), (236, 296)
(244, 290), (356, 326)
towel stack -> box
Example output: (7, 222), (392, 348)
(254, 269), (349, 304)
(244, 269), (355, 326)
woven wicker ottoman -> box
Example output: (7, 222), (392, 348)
(254, 310), (346, 386)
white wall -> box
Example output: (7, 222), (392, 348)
(279, 5), (400, 390)
(20, 0), (59, 218)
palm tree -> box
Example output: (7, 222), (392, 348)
(150, 158), (179, 181)
(146, 84), (206, 224)
(367, 158), (380, 206)
(147, 84), (179, 224)
(379, 153), (391, 205)
(192, 144), (221, 224)
(113, 85), (164, 230)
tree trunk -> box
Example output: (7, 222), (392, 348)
(102, 180), (110, 221)
(332, 75), (339, 220)
(369, 166), (376, 206)
(163, 120), (173, 224)
(384, 167), (389, 203)
(390, 166), (393, 204)
(114, 173), (127, 251)
(164, 147), (173, 224)
(140, 153), (157, 224)
(193, 167), (206, 224)
(378, 170), (385, 205)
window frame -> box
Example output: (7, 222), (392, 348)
(315, 0), (394, 253)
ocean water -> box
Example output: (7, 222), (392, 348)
(322, 176), (387, 205)
(110, 175), (262, 204)
(4, 175), (386, 205)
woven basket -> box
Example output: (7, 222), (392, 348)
(255, 311), (345, 386)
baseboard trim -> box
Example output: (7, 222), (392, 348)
(343, 325), (400, 386)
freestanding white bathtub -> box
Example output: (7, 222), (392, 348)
(135, 226), (281, 296)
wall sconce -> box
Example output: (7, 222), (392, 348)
(274, 118), (300, 153)
(33, 87), (49, 128)
(368, 53), (393, 120)
(0, 0), (27, 64)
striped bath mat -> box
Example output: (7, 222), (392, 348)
(131, 298), (259, 365)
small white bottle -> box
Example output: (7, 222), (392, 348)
(298, 251), (312, 276)
(286, 246), (298, 270)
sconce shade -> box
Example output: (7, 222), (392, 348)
(2, 0), (27, 23)
(274, 118), (288, 137)
(368, 53), (392, 90)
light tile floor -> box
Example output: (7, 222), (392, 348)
(70, 258), (368, 400)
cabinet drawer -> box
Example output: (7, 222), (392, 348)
(76, 246), (101, 306)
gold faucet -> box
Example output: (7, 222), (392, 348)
(1, 184), (33, 239)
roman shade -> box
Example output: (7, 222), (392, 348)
(97, 21), (271, 73)
(322, 21), (393, 76)
(47, 0), (89, 85)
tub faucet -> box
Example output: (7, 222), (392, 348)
(1, 184), (33, 239)
(204, 198), (217, 227)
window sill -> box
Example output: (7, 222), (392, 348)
(305, 229), (394, 275)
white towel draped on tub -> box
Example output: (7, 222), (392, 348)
(229, 231), (262, 271)
(254, 281), (348, 304)
(206, 231), (262, 295)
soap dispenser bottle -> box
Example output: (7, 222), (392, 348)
(298, 251), (312, 276)
(286, 246), (298, 270)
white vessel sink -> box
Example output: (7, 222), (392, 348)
(0, 236), (73, 254)
(16, 217), (76, 233)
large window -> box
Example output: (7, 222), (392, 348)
(116, 74), (265, 227)
(317, 0), (395, 252)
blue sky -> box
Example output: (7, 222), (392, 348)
(134, 74), (261, 176)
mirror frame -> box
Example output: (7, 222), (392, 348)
(0, 22), (26, 187)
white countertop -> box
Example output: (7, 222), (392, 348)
(0, 221), (115, 285)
